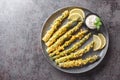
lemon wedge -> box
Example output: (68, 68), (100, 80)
(93, 35), (102, 51)
(70, 8), (85, 18)
(68, 13), (83, 21)
(98, 33), (106, 49)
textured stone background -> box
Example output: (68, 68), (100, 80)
(0, 0), (120, 80)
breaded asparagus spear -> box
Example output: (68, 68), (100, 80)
(42, 10), (69, 42)
(55, 41), (94, 64)
(52, 33), (91, 60)
(46, 22), (83, 53)
(46, 20), (75, 47)
(49, 29), (88, 57)
(58, 55), (100, 68)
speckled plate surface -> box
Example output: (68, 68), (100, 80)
(40, 6), (109, 74)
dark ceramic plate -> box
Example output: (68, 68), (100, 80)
(40, 6), (109, 74)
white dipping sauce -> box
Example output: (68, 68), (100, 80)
(85, 15), (98, 29)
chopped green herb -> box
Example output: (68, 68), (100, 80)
(94, 17), (102, 30)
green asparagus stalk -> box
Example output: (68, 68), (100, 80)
(55, 41), (94, 64)
(46, 22), (83, 53)
(46, 20), (75, 47)
(52, 33), (91, 60)
(42, 10), (69, 42)
(49, 29), (88, 57)
(58, 55), (100, 68)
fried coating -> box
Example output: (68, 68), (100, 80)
(55, 41), (94, 64)
(58, 55), (100, 68)
(49, 29), (88, 57)
(46, 20), (75, 48)
(42, 10), (69, 42)
(46, 22), (83, 53)
(52, 33), (91, 60)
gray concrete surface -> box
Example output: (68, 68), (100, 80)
(0, 0), (120, 80)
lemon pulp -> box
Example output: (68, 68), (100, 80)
(93, 35), (102, 51)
